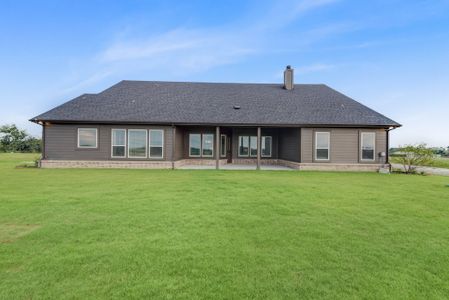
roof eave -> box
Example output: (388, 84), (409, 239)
(29, 118), (401, 129)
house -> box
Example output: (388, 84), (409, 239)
(30, 66), (401, 171)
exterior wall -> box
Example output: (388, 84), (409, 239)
(301, 128), (314, 163)
(43, 124), (388, 168)
(300, 128), (387, 164)
(44, 123), (174, 161)
(278, 128), (301, 162)
(174, 126), (184, 160)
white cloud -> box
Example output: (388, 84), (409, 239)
(98, 28), (255, 73)
(93, 0), (341, 76)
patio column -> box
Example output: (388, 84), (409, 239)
(215, 126), (220, 170)
(257, 127), (261, 170)
(172, 125), (176, 170)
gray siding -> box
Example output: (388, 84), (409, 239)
(174, 126), (184, 160)
(44, 124), (174, 161)
(44, 124), (388, 165)
(300, 128), (387, 164)
(300, 128), (314, 163)
(278, 128), (301, 162)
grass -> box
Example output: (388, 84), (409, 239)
(390, 156), (449, 170)
(1, 153), (449, 299)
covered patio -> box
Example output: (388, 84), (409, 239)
(173, 125), (301, 170)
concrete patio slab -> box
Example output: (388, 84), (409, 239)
(179, 164), (294, 170)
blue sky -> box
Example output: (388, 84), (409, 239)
(1, 0), (448, 147)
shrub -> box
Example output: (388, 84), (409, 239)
(396, 144), (434, 174)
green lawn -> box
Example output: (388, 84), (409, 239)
(390, 156), (449, 169)
(1, 153), (449, 299)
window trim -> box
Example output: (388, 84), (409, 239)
(149, 129), (164, 159)
(127, 129), (148, 159)
(220, 134), (227, 158)
(201, 133), (214, 158)
(189, 133), (202, 157)
(111, 129), (126, 158)
(261, 136), (272, 158)
(77, 128), (98, 149)
(360, 132), (376, 162)
(315, 132), (330, 161)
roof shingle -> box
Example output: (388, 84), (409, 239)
(31, 80), (400, 127)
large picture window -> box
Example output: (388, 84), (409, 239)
(238, 136), (249, 157)
(238, 135), (272, 157)
(78, 128), (97, 148)
(315, 132), (330, 160)
(128, 129), (147, 158)
(149, 130), (164, 158)
(249, 136), (258, 157)
(189, 133), (214, 157)
(111, 129), (126, 157)
(202, 134), (214, 157)
(261, 136), (272, 157)
(361, 132), (376, 161)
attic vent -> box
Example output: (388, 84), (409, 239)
(233, 105), (241, 110)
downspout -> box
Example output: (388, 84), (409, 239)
(386, 127), (393, 165)
(41, 122), (46, 160)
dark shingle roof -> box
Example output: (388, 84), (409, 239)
(31, 80), (400, 127)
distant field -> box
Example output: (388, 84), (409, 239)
(390, 156), (449, 169)
(1, 153), (449, 299)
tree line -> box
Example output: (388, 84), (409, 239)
(0, 124), (41, 153)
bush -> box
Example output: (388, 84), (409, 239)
(396, 144), (434, 174)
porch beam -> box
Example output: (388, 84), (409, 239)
(257, 127), (261, 170)
(215, 126), (220, 170)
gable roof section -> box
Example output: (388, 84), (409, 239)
(31, 80), (400, 127)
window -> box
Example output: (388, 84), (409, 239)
(149, 130), (164, 158)
(128, 129), (147, 158)
(261, 136), (272, 157)
(77, 128), (97, 148)
(189, 133), (215, 157)
(189, 134), (201, 157)
(238, 136), (249, 157)
(220, 134), (227, 157)
(202, 134), (214, 157)
(111, 129), (126, 157)
(315, 132), (330, 160)
(239, 135), (270, 157)
(250, 136), (258, 157)
(361, 132), (376, 161)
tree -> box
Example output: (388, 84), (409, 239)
(396, 144), (434, 174)
(0, 124), (41, 153)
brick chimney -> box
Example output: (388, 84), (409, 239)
(283, 65), (294, 90)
